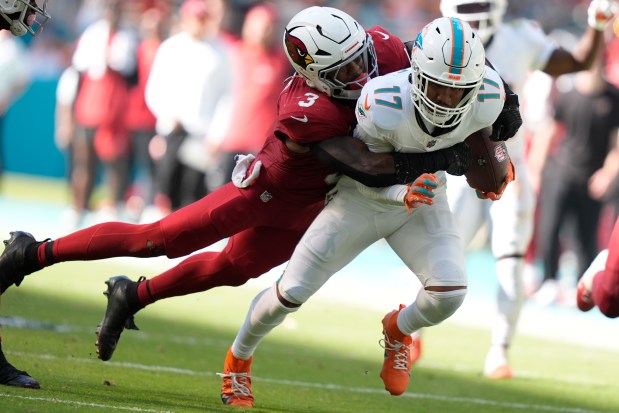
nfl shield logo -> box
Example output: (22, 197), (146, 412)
(494, 143), (508, 162)
(426, 140), (437, 148)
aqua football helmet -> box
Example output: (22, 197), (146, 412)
(410, 17), (485, 128)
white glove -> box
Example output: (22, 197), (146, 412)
(588, 0), (618, 30)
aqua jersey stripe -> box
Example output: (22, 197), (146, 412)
(449, 18), (464, 75)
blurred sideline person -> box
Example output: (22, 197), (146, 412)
(71, 0), (139, 223)
(0, 30), (29, 189)
(124, 5), (170, 222)
(145, 0), (232, 214)
(577, 213), (619, 317)
(528, 50), (619, 305)
(175, 0), (235, 199)
(0, 0), (50, 390)
(0, 6), (473, 376)
(222, 16), (509, 406)
(212, 3), (289, 188)
(438, 0), (616, 380)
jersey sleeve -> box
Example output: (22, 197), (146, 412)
(277, 86), (354, 145)
(473, 66), (506, 126)
(510, 19), (556, 71)
(354, 78), (400, 153)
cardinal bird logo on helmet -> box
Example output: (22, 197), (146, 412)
(285, 30), (314, 69)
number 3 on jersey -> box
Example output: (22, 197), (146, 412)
(298, 92), (320, 108)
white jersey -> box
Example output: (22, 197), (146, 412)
(339, 66), (505, 206)
(486, 19), (556, 96)
(485, 19), (556, 155)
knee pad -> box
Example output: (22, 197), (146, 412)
(411, 287), (467, 327)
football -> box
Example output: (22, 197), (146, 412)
(464, 127), (511, 196)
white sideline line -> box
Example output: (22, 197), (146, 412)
(2, 352), (613, 413)
(0, 393), (174, 412)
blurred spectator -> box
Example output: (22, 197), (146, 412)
(70, 0), (139, 224)
(0, 31), (30, 188)
(124, 5), (170, 222)
(212, 3), (289, 189)
(145, 0), (232, 215)
(54, 64), (81, 225)
(528, 50), (619, 305)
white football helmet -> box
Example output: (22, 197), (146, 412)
(0, 0), (50, 36)
(410, 17), (485, 128)
(283, 6), (378, 100)
(439, 0), (507, 45)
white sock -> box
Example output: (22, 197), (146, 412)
(231, 284), (297, 360)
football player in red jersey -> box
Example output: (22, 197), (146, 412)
(0, 0), (49, 390)
(577, 215), (619, 318)
(0, 6), (473, 365)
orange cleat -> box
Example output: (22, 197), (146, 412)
(486, 364), (513, 380)
(218, 348), (254, 407)
(379, 304), (413, 395)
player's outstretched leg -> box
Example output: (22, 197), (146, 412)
(0, 340), (40, 389)
(96, 276), (142, 361)
(218, 348), (254, 407)
(379, 304), (414, 396)
(0, 231), (48, 294)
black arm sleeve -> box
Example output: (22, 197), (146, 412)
(311, 136), (468, 187)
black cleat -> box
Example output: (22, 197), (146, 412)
(0, 359), (40, 389)
(0, 231), (45, 294)
(96, 276), (140, 361)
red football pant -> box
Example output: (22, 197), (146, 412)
(592, 217), (619, 318)
(49, 180), (324, 304)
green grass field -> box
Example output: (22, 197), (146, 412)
(0, 174), (618, 413)
(0, 259), (617, 413)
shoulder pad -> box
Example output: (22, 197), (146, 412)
(356, 72), (408, 132)
(472, 67), (505, 125)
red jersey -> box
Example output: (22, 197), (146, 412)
(254, 26), (410, 204)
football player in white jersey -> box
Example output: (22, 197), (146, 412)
(0, 0), (49, 389)
(439, 0), (617, 379)
(220, 17), (506, 404)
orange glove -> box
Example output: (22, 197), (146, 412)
(405, 173), (438, 214)
(476, 160), (515, 201)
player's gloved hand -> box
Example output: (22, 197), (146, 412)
(588, 0), (618, 31)
(405, 173), (438, 214)
(444, 141), (472, 176)
(475, 160), (515, 201)
(490, 92), (522, 141)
